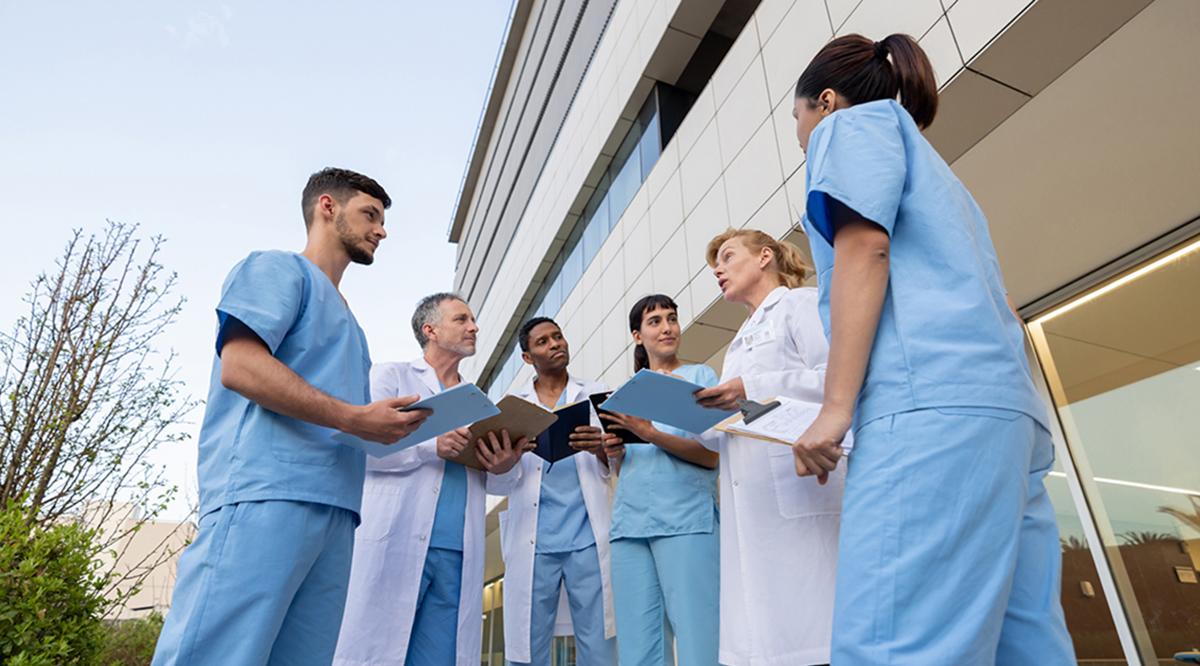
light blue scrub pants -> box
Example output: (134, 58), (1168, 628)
(610, 531), (720, 666)
(405, 547), (463, 665)
(152, 500), (356, 666)
(509, 544), (616, 666)
(832, 407), (1076, 665)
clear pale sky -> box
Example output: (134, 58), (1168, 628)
(0, 1), (513, 520)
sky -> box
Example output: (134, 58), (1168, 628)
(0, 1), (514, 520)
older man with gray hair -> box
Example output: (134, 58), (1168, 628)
(335, 293), (530, 666)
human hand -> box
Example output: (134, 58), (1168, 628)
(436, 426), (472, 460)
(792, 410), (850, 484)
(694, 377), (746, 411)
(478, 429), (531, 474)
(345, 396), (430, 444)
(568, 425), (606, 453)
(599, 412), (656, 442)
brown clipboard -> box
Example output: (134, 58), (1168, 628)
(454, 395), (560, 470)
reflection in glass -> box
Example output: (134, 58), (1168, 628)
(1045, 461), (1125, 664)
(1030, 237), (1200, 663)
(482, 83), (691, 395)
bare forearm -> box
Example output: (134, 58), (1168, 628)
(645, 430), (718, 469)
(822, 226), (890, 420)
(221, 339), (352, 430)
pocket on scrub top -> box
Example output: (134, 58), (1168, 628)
(766, 444), (846, 519)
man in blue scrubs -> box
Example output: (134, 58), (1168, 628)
(152, 168), (430, 666)
(494, 318), (618, 666)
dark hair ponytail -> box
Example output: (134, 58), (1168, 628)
(795, 33), (938, 128)
(629, 294), (677, 372)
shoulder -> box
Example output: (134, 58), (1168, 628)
(578, 377), (607, 396)
(684, 363), (719, 386)
(225, 250), (307, 285)
(369, 361), (410, 384)
(781, 286), (819, 308)
(810, 100), (905, 150)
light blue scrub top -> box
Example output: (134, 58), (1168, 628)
(610, 363), (719, 540)
(430, 380), (468, 551)
(535, 389), (595, 554)
(802, 99), (1047, 430)
(196, 251), (369, 520)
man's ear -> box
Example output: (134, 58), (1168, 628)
(317, 193), (336, 223)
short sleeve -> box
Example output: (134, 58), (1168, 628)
(805, 102), (907, 244)
(215, 252), (306, 355)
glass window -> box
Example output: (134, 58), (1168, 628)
(483, 84), (685, 395)
(1028, 237), (1200, 663)
(608, 130), (643, 223)
(582, 200), (607, 265)
(560, 242), (584, 296)
(639, 113), (661, 180)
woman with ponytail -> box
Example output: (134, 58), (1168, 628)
(694, 228), (841, 665)
(601, 293), (720, 666)
(789, 33), (1074, 664)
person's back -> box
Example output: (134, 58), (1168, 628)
(804, 99), (1045, 427)
(790, 33), (1075, 665)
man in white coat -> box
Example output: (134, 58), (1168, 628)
(334, 293), (530, 666)
(489, 317), (618, 666)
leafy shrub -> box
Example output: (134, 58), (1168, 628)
(0, 501), (108, 665)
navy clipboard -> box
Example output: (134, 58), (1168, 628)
(533, 399), (592, 465)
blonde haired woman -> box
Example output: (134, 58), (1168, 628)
(693, 228), (843, 666)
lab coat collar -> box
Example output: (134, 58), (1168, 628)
(410, 353), (457, 395)
(518, 372), (586, 408)
(748, 286), (789, 326)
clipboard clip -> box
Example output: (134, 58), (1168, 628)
(737, 399), (780, 425)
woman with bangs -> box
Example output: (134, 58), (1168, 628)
(600, 293), (721, 666)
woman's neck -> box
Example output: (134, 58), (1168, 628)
(648, 353), (682, 373)
(744, 275), (783, 312)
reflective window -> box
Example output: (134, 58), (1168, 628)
(483, 83), (690, 395)
(1029, 236), (1200, 663)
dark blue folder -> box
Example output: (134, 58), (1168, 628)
(533, 399), (592, 464)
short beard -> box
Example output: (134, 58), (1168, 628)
(335, 212), (374, 265)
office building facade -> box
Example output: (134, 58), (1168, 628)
(450, 0), (1200, 663)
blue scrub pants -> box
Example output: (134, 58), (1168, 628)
(405, 547), (463, 665)
(152, 500), (356, 666)
(610, 531), (720, 666)
(832, 407), (1075, 665)
(510, 544), (615, 666)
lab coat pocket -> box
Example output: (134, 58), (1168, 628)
(766, 444), (845, 519)
(354, 491), (403, 541)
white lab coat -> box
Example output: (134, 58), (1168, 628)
(488, 375), (617, 664)
(707, 286), (845, 666)
(334, 356), (518, 666)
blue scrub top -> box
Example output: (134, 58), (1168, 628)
(196, 251), (369, 520)
(802, 99), (1047, 430)
(610, 364), (719, 540)
(535, 389), (595, 554)
(430, 380), (468, 551)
